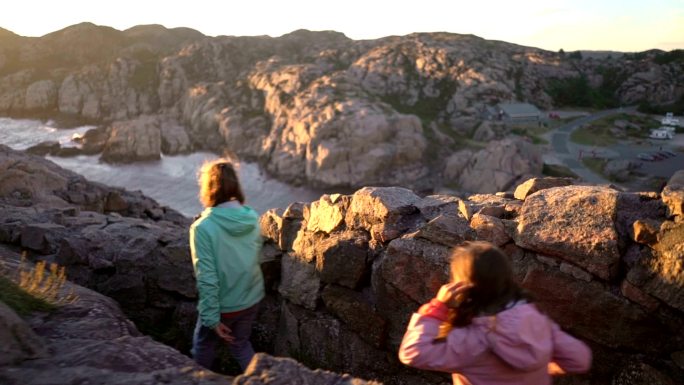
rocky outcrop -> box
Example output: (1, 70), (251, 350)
(0, 300), (47, 366)
(24, 80), (57, 110)
(1, 245), (375, 385)
(0, 248), (226, 385)
(0, 147), (682, 384)
(456, 137), (543, 193)
(234, 353), (381, 385)
(442, 149), (472, 181)
(101, 115), (162, 162)
(513, 177), (574, 200)
(0, 145), (187, 224)
(662, 170), (684, 220)
(255, 176), (684, 385)
(514, 185), (621, 280)
(3, 24), (682, 189)
(0, 146), (192, 350)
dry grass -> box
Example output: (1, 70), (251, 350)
(0, 252), (77, 314)
(18, 257), (76, 305)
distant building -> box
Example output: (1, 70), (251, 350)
(650, 128), (674, 140)
(662, 112), (680, 127)
(483, 102), (541, 122)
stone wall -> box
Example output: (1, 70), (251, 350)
(256, 175), (684, 384)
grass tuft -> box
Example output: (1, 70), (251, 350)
(0, 275), (55, 315)
(0, 252), (76, 315)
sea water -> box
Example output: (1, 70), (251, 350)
(0, 117), (325, 216)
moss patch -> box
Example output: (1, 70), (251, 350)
(0, 275), (55, 315)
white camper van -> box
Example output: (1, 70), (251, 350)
(650, 128), (674, 140)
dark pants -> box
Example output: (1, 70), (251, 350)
(191, 303), (259, 371)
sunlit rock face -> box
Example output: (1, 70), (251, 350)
(456, 137), (543, 194)
(2, 25), (682, 189)
(257, 175), (684, 385)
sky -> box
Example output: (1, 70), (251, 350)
(1, 0), (682, 52)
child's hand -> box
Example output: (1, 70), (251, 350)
(436, 281), (473, 307)
(214, 323), (234, 343)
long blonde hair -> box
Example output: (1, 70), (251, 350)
(197, 159), (245, 208)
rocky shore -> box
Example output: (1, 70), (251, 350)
(1, 146), (682, 384)
(2, 24), (682, 190)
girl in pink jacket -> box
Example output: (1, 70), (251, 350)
(399, 241), (591, 385)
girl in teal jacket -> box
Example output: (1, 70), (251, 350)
(190, 160), (265, 371)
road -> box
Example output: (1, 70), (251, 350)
(547, 107), (636, 185)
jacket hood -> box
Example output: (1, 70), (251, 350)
(472, 303), (553, 371)
(201, 205), (257, 236)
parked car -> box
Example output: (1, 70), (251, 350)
(637, 153), (655, 161)
(662, 150), (677, 157)
(651, 153), (666, 160)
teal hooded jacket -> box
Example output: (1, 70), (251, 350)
(189, 203), (265, 328)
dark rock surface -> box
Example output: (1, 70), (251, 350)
(0, 147), (682, 385)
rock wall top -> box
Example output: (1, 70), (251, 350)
(259, 173), (684, 384)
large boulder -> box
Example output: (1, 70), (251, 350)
(0, 145), (185, 224)
(662, 170), (684, 220)
(457, 138), (543, 193)
(307, 194), (350, 234)
(413, 213), (476, 247)
(378, 236), (450, 306)
(315, 230), (370, 289)
(24, 80), (57, 110)
(470, 213), (510, 246)
(278, 251), (321, 310)
(514, 185), (621, 280)
(101, 115), (162, 163)
(443, 149), (473, 181)
(0, 144), (70, 207)
(513, 177), (574, 200)
(160, 117), (192, 154)
(522, 267), (683, 353)
(345, 187), (421, 243)
(626, 220), (684, 312)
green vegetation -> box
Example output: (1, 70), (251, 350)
(547, 71), (624, 109)
(513, 67), (524, 101)
(638, 94), (684, 116)
(129, 49), (161, 91)
(0, 275), (55, 315)
(567, 51), (583, 60)
(381, 79), (458, 125)
(542, 163), (579, 179)
(570, 125), (616, 146)
(0, 257), (75, 315)
(653, 49), (684, 65)
(570, 113), (658, 147)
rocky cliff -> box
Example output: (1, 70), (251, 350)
(1, 147), (682, 384)
(0, 246), (377, 385)
(2, 24), (682, 189)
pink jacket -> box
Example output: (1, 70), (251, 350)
(399, 303), (591, 385)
